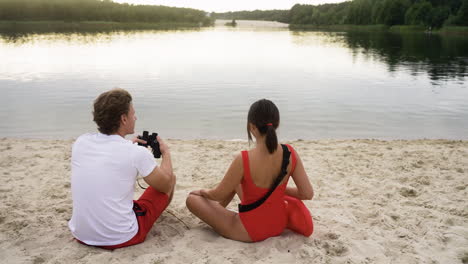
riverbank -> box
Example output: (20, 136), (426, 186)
(215, 19), (288, 29)
(289, 24), (468, 35)
(0, 20), (212, 33)
(0, 138), (467, 263)
(1, 21), (466, 35)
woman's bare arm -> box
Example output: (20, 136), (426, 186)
(285, 149), (314, 200)
(192, 154), (244, 204)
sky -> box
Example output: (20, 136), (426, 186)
(113, 0), (346, 12)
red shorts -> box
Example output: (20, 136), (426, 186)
(77, 187), (169, 250)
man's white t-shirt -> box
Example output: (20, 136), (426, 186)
(68, 133), (157, 246)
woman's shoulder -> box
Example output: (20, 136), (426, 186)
(233, 151), (245, 166)
(280, 144), (299, 163)
(280, 143), (296, 152)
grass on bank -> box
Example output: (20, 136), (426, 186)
(435, 26), (468, 34)
(289, 24), (388, 32)
(0, 20), (210, 33)
(289, 24), (468, 35)
(2, 20), (467, 35)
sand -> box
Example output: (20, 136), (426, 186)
(0, 138), (467, 264)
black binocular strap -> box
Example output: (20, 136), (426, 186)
(238, 144), (291, 213)
(133, 202), (146, 217)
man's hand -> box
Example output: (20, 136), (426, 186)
(157, 136), (170, 155)
(132, 137), (146, 145)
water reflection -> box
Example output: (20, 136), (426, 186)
(0, 29), (200, 45)
(3, 29), (467, 85)
(0, 27), (467, 140)
(343, 32), (468, 83)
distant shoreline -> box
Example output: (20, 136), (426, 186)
(1, 20), (467, 35)
(0, 20), (209, 33)
(289, 24), (468, 35)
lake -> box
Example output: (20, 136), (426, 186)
(0, 20), (467, 140)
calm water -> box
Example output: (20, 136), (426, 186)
(1, 21), (467, 140)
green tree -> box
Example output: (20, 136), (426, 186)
(405, 1), (433, 26)
(454, 0), (468, 25)
(0, 0), (213, 25)
(214, 0), (466, 28)
(431, 6), (451, 28)
(346, 0), (373, 24)
(381, 0), (411, 26)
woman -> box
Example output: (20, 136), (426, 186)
(186, 99), (314, 242)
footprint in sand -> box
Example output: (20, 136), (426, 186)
(390, 214), (400, 221)
(162, 225), (182, 237)
(7, 219), (29, 231)
(461, 252), (468, 264)
(322, 240), (349, 256)
(399, 187), (418, 197)
(416, 176), (430, 185)
(32, 256), (45, 264)
(324, 232), (339, 240)
(0, 188), (12, 193)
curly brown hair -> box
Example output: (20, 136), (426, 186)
(93, 88), (132, 135)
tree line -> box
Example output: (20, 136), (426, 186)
(213, 0), (468, 28)
(0, 0), (213, 26)
(211, 10), (290, 24)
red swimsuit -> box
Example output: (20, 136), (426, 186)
(239, 144), (297, 242)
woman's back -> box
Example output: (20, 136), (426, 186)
(186, 98), (313, 243)
(240, 144), (296, 204)
(239, 144), (297, 242)
(247, 144), (293, 188)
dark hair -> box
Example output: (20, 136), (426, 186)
(247, 99), (280, 154)
(93, 88), (132, 135)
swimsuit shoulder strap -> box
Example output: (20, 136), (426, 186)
(285, 144), (297, 175)
(241, 150), (252, 183)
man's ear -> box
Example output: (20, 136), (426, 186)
(120, 113), (127, 126)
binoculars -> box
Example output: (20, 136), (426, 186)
(137, 131), (161, 159)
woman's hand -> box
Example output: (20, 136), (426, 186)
(189, 190), (202, 196)
(189, 189), (212, 199)
(200, 189), (211, 198)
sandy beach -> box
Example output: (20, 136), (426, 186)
(0, 138), (467, 264)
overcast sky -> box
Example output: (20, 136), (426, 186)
(113, 0), (346, 12)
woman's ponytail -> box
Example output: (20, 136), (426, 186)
(247, 99), (280, 154)
(265, 125), (278, 154)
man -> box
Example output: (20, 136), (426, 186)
(69, 88), (175, 249)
